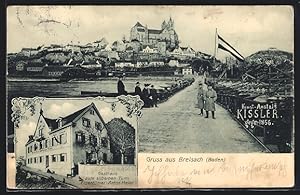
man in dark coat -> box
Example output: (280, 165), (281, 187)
(150, 85), (158, 107)
(142, 84), (151, 107)
(134, 82), (142, 97)
(117, 76), (127, 95)
(204, 85), (217, 119)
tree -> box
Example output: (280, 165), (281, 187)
(106, 118), (135, 164)
(191, 59), (213, 73)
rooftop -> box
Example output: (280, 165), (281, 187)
(136, 22), (144, 27)
(148, 29), (162, 34)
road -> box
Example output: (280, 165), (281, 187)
(138, 76), (268, 153)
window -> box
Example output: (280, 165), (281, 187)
(60, 133), (67, 144)
(55, 135), (61, 145)
(34, 143), (38, 151)
(52, 155), (57, 162)
(27, 147), (30, 153)
(34, 157), (37, 163)
(45, 139), (48, 148)
(30, 158), (32, 164)
(40, 156), (43, 163)
(58, 120), (62, 127)
(89, 110), (95, 115)
(95, 122), (103, 131)
(89, 135), (97, 146)
(60, 153), (66, 162)
(101, 137), (108, 148)
(76, 133), (85, 144)
(39, 141), (43, 149)
(82, 118), (91, 127)
(52, 137), (56, 146)
(28, 159), (30, 164)
(103, 153), (107, 163)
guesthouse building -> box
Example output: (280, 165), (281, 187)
(25, 103), (114, 176)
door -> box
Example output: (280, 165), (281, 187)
(45, 155), (49, 168)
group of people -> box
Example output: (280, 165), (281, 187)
(117, 76), (158, 108)
(135, 82), (158, 108)
(197, 82), (217, 119)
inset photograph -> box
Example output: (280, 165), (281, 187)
(11, 97), (141, 189)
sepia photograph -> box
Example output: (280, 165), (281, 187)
(6, 5), (295, 189)
(10, 97), (141, 189)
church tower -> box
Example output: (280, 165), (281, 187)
(167, 17), (174, 30)
(161, 20), (167, 30)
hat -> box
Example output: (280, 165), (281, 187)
(151, 85), (154, 87)
(136, 82), (140, 84)
(199, 82), (203, 85)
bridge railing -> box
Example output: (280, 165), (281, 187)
(217, 93), (293, 153)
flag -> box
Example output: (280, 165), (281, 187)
(217, 34), (245, 61)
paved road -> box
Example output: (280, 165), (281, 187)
(138, 76), (268, 153)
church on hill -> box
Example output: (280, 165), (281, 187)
(129, 17), (179, 51)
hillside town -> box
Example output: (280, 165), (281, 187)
(7, 18), (213, 79)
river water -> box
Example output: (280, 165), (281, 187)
(7, 77), (180, 98)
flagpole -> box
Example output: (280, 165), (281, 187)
(213, 28), (217, 82)
(214, 28), (218, 63)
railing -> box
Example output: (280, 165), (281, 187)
(217, 93), (293, 153)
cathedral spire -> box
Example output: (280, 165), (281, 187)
(161, 20), (167, 30)
(168, 16), (174, 29)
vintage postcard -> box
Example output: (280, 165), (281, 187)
(6, 5), (294, 189)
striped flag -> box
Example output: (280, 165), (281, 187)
(217, 34), (245, 61)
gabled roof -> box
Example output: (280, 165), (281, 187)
(44, 118), (58, 130)
(25, 135), (34, 145)
(45, 103), (105, 132)
(134, 22), (144, 28)
(112, 40), (124, 46)
(131, 39), (140, 43)
(26, 103), (100, 145)
(126, 46), (133, 50)
(180, 47), (195, 52)
(43, 104), (89, 131)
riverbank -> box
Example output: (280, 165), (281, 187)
(7, 75), (186, 82)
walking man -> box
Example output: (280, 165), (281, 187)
(197, 82), (205, 115)
(204, 84), (217, 119)
(150, 85), (158, 107)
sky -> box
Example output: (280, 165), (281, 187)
(7, 5), (294, 59)
(15, 98), (139, 158)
